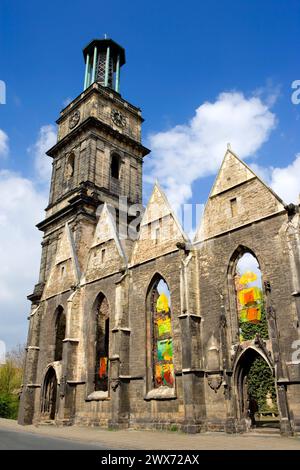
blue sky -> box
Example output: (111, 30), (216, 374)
(0, 0), (300, 349)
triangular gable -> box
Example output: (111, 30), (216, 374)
(42, 223), (80, 300)
(55, 223), (73, 264)
(210, 148), (256, 197)
(141, 182), (189, 239)
(91, 203), (127, 261)
(194, 148), (285, 242)
(130, 182), (189, 266)
(141, 182), (175, 225)
(81, 203), (127, 284)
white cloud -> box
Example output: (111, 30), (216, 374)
(146, 92), (276, 209)
(252, 79), (281, 107)
(250, 155), (300, 204)
(0, 169), (47, 348)
(29, 124), (56, 183)
(269, 155), (300, 204)
(0, 129), (9, 157)
(0, 124), (55, 348)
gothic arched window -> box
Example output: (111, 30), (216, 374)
(234, 252), (269, 342)
(110, 153), (120, 179)
(54, 306), (66, 361)
(95, 294), (110, 392)
(149, 277), (175, 389)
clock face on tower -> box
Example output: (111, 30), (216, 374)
(111, 109), (126, 128)
(69, 110), (81, 129)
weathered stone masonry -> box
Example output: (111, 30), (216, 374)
(18, 38), (300, 435)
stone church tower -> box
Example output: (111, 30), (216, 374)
(19, 38), (300, 435)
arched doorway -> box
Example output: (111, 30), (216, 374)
(41, 367), (58, 420)
(235, 348), (279, 429)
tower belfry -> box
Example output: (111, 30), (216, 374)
(25, 37), (149, 306)
(83, 38), (126, 93)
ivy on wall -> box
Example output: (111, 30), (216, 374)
(240, 304), (269, 341)
(247, 356), (278, 414)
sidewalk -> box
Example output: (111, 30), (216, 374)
(1, 419), (300, 450)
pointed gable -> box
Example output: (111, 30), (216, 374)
(82, 203), (127, 284)
(42, 223), (80, 300)
(130, 182), (189, 266)
(210, 148), (256, 197)
(195, 148), (285, 242)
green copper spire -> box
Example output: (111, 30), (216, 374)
(82, 37), (126, 93)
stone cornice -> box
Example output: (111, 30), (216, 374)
(37, 190), (98, 232)
(58, 83), (143, 123)
(47, 116), (150, 158)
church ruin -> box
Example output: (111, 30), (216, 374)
(18, 38), (300, 435)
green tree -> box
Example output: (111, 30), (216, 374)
(0, 344), (25, 419)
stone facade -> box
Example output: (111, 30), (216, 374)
(18, 47), (300, 435)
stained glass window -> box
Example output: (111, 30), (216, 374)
(151, 279), (175, 388)
(95, 295), (109, 392)
(234, 253), (269, 341)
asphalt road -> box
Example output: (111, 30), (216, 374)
(1, 418), (300, 450)
(0, 428), (106, 450)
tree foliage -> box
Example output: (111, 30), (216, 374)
(0, 344), (25, 419)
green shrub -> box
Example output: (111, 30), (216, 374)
(170, 424), (178, 432)
(0, 394), (19, 419)
(0, 395), (11, 418)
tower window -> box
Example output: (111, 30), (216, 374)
(230, 198), (237, 217)
(111, 153), (120, 179)
(54, 306), (66, 362)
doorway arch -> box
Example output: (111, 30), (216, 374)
(41, 367), (58, 420)
(234, 347), (279, 429)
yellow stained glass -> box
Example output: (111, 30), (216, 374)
(239, 271), (257, 285)
(156, 293), (169, 313)
(240, 309), (248, 323)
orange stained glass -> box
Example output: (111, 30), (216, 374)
(99, 357), (108, 378)
(239, 287), (262, 306)
(163, 364), (174, 386)
(155, 363), (174, 387)
(155, 364), (163, 386)
(247, 306), (261, 323)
